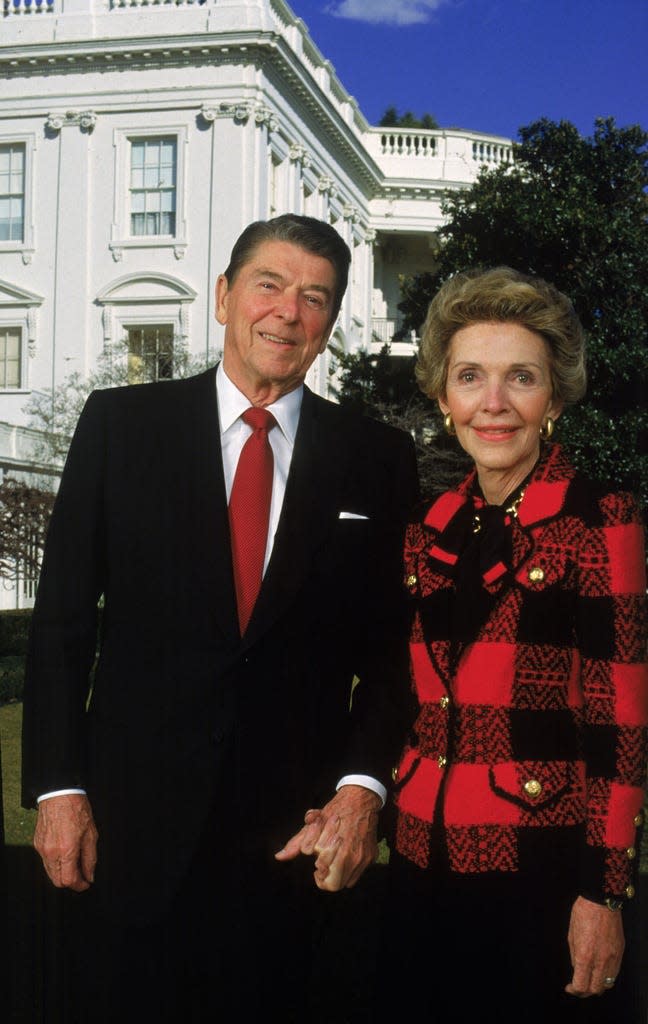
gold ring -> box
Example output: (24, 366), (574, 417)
(603, 977), (616, 988)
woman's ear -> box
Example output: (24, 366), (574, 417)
(548, 397), (564, 421)
(438, 395), (449, 416)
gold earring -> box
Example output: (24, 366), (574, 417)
(444, 413), (455, 435)
(540, 417), (555, 440)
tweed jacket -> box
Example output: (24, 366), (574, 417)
(393, 443), (648, 904)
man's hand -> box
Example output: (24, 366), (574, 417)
(33, 793), (98, 893)
(275, 784), (381, 892)
(565, 895), (625, 998)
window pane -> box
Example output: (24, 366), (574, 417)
(0, 143), (25, 243)
(144, 166), (160, 189)
(0, 328), (21, 388)
(131, 143), (144, 167)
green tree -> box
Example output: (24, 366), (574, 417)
(329, 344), (470, 496)
(394, 117), (648, 506)
(379, 106), (439, 130)
(0, 478), (55, 582)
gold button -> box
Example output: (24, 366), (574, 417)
(625, 884), (635, 900)
(439, 695), (450, 710)
(626, 847), (636, 860)
(391, 766), (398, 782)
(633, 813), (644, 827)
(406, 574), (417, 588)
(437, 755), (447, 769)
(528, 567), (545, 582)
(523, 778), (542, 798)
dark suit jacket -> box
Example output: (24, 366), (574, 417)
(22, 365), (419, 924)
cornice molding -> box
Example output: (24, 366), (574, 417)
(3, 32), (382, 193)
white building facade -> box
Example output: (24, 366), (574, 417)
(0, 0), (512, 605)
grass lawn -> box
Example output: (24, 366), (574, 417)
(1, 701), (37, 846)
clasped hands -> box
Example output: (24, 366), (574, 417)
(275, 784), (381, 891)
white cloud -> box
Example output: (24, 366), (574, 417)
(324, 0), (450, 26)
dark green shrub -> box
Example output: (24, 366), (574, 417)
(0, 654), (26, 704)
(0, 609), (32, 656)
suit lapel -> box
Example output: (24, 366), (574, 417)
(243, 389), (345, 647)
(183, 366), (240, 643)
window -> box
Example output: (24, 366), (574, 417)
(130, 137), (176, 237)
(110, 126), (187, 258)
(0, 143), (25, 242)
(0, 326), (21, 389)
(126, 325), (174, 382)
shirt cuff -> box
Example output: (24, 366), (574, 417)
(36, 788), (87, 803)
(335, 775), (386, 808)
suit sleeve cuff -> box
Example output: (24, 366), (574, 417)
(36, 788), (87, 803)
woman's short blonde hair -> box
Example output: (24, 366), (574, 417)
(416, 266), (587, 403)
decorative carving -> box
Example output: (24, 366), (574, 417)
(45, 110), (96, 133)
(180, 305), (190, 340)
(111, 247), (123, 263)
(254, 105), (278, 132)
(317, 175), (333, 194)
(213, 102), (252, 124)
(343, 203), (358, 222)
(102, 307), (113, 344)
(79, 111), (97, 132)
(27, 309), (37, 356)
(45, 113), (65, 133)
(200, 105), (218, 124)
(173, 245), (186, 261)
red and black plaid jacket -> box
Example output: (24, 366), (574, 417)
(393, 444), (648, 903)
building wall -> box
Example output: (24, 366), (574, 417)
(0, 0), (512, 606)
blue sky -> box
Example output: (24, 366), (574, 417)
(286, 0), (646, 141)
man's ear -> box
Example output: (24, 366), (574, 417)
(317, 331), (332, 355)
(215, 275), (229, 325)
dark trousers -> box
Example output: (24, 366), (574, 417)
(375, 850), (645, 1024)
(36, 809), (387, 1024)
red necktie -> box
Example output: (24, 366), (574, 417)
(228, 407), (276, 634)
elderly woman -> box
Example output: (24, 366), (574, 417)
(378, 267), (647, 1023)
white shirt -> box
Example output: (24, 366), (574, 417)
(38, 364), (385, 807)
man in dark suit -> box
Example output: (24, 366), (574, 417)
(22, 214), (419, 1022)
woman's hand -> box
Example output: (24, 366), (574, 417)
(565, 895), (625, 997)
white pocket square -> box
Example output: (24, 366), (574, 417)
(338, 511), (369, 520)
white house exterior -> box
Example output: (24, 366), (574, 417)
(0, 0), (512, 605)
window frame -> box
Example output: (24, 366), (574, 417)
(125, 322), (176, 383)
(0, 134), (36, 262)
(110, 125), (188, 260)
(0, 323), (26, 392)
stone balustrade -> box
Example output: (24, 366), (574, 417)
(365, 126), (513, 183)
(4, 0), (55, 14)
